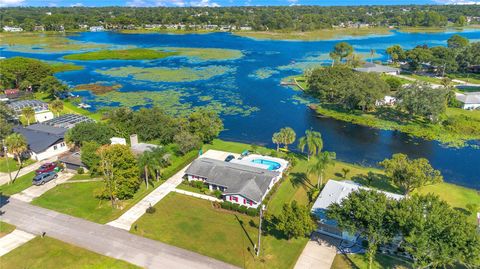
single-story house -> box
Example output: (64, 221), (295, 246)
(41, 114), (93, 129)
(455, 92), (480, 110)
(13, 124), (69, 161)
(59, 151), (87, 171)
(354, 62), (401, 75)
(185, 157), (283, 208)
(311, 180), (404, 242)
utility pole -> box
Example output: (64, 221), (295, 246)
(256, 204), (266, 257)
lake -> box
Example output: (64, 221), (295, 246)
(1, 30), (479, 189)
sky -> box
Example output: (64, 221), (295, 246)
(1, 0), (479, 8)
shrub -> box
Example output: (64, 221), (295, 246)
(231, 203), (240, 212)
(246, 208), (259, 216)
(238, 205), (247, 214)
(146, 206), (156, 214)
(77, 167), (85, 174)
(191, 180), (205, 189)
(213, 190), (222, 199)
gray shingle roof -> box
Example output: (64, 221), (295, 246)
(185, 158), (280, 202)
(59, 152), (85, 167)
(13, 124), (67, 153)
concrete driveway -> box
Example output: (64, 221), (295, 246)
(0, 157), (57, 186)
(294, 234), (339, 269)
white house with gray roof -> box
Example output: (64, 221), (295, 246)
(354, 62), (400, 75)
(184, 158), (283, 208)
(455, 92), (480, 110)
(13, 124), (69, 161)
(311, 180), (404, 242)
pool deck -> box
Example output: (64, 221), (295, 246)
(231, 154), (289, 174)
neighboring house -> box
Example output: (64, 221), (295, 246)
(13, 124), (69, 161)
(375, 95), (397, 107)
(455, 92), (480, 110)
(311, 180), (404, 242)
(89, 26), (105, 32)
(7, 100), (54, 123)
(111, 137), (127, 145)
(41, 114), (93, 129)
(3, 26), (23, 32)
(185, 158), (283, 208)
(4, 89), (21, 100)
(59, 151), (87, 171)
(33, 25), (45, 31)
(129, 134), (159, 155)
(354, 62), (401, 75)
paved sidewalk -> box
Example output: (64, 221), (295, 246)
(294, 234), (339, 269)
(0, 157), (57, 186)
(173, 189), (222, 202)
(11, 172), (73, 202)
(1, 198), (237, 269)
(107, 166), (188, 230)
(0, 229), (35, 256)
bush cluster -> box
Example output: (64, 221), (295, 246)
(219, 201), (259, 216)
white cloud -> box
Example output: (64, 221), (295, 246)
(190, 0), (220, 7)
(434, 0), (480, 4)
(0, 0), (25, 7)
(126, 0), (147, 6)
(70, 2), (84, 6)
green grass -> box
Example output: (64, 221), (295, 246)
(64, 48), (178, 61)
(0, 221), (15, 237)
(62, 100), (104, 121)
(69, 173), (97, 180)
(312, 105), (480, 148)
(1, 236), (139, 269)
(0, 158), (35, 173)
(0, 171), (36, 196)
(32, 150), (198, 224)
(415, 182), (480, 224)
(448, 73), (480, 85)
(234, 27), (392, 41)
(331, 253), (411, 269)
(401, 74), (443, 85)
(132, 192), (307, 269)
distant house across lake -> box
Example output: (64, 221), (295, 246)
(455, 92), (480, 110)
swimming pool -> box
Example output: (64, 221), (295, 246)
(251, 159), (281, 171)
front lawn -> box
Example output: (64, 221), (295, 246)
(131, 192), (308, 269)
(1, 236), (139, 269)
(0, 171), (35, 196)
(32, 150), (198, 224)
(331, 253), (411, 269)
(0, 158), (35, 173)
(0, 221), (15, 237)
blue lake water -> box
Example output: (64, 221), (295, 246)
(1, 30), (479, 189)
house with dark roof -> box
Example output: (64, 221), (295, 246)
(455, 92), (480, 110)
(184, 158), (282, 208)
(354, 62), (400, 75)
(59, 151), (87, 171)
(13, 124), (68, 161)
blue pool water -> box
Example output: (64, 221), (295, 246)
(1, 30), (480, 189)
(251, 159), (282, 171)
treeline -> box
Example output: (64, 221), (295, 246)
(387, 35), (480, 74)
(1, 5), (479, 32)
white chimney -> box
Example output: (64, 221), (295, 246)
(130, 134), (138, 146)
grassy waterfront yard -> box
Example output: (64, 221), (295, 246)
(332, 253), (411, 269)
(1, 236), (139, 269)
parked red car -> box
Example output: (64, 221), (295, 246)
(35, 163), (57, 175)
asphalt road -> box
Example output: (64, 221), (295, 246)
(0, 197), (239, 269)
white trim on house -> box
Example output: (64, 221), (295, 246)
(30, 141), (69, 161)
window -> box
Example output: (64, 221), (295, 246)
(249, 201), (253, 206)
(232, 196), (238, 202)
(229, 196), (232, 201)
(243, 198), (246, 204)
(53, 145), (57, 150)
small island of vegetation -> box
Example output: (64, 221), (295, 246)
(64, 48), (179, 61)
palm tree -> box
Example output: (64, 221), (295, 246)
(150, 147), (170, 182)
(49, 100), (64, 117)
(279, 127), (296, 151)
(22, 106), (35, 125)
(5, 133), (28, 184)
(272, 132), (282, 152)
(138, 151), (156, 189)
(298, 130), (323, 161)
(307, 151), (336, 189)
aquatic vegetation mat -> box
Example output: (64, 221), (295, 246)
(0, 32), (107, 53)
(249, 67), (280, 79)
(155, 47), (243, 61)
(64, 48), (179, 60)
(75, 83), (122, 95)
(96, 65), (236, 82)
